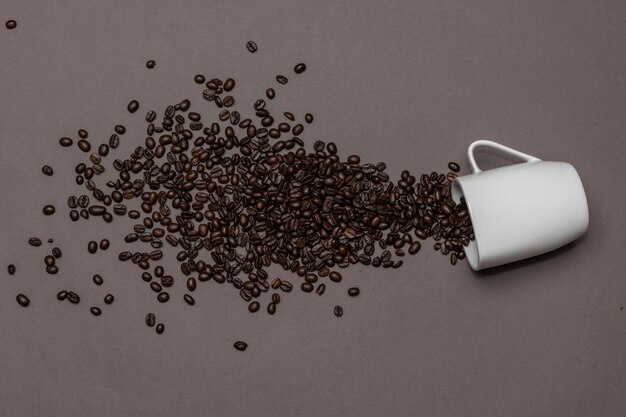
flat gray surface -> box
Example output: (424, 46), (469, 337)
(1, 1), (625, 416)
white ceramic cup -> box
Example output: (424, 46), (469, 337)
(451, 140), (589, 271)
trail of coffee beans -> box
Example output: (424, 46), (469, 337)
(8, 43), (474, 350)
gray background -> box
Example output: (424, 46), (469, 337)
(1, 0), (625, 416)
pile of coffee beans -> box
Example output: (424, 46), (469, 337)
(9, 48), (474, 350)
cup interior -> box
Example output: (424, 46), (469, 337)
(451, 180), (480, 270)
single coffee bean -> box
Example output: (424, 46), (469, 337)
(408, 241), (421, 255)
(276, 75), (288, 85)
(67, 291), (80, 304)
(59, 137), (73, 147)
(194, 74), (206, 84)
(146, 313), (156, 327)
(271, 278), (282, 289)
(127, 100), (139, 113)
(448, 162), (460, 172)
(248, 301), (260, 313)
(186, 277), (196, 292)
(28, 237), (42, 247)
(57, 290), (67, 301)
(104, 294), (114, 304)
(109, 134), (120, 148)
(334, 305), (343, 317)
(6, 20), (17, 30)
(42, 165), (54, 176)
(52, 247), (62, 258)
(87, 241), (98, 253)
(223, 96), (235, 107)
(280, 280), (293, 292)
(245, 40), (258, 53)
(150, 282), (162, 292)
(348, 287), (360, 297)
(145, 110), (156, 122)
(16, 294), (29, 307)
(266, 88), (275, 99)
(146, 60), (156, 69)
(301, 282), (314, 293)
(114, 124), (126, 134)
(183, 294), (195, 305)
(157, 292), (169, 303)
(77, 139), (91, 152)
(305, 113), (313, 123)
(329, 271), (342, 282)
(93, 274), (104, 285)
(44, 255), (55, 266)
(8, 264), (16, 275)
(46, 265), (58, 274)
(234, 341), (247, 351)
(99, 239), (110, 250)
(90, 307), (102, 316)
(78, 129), (88, 138)
(156, 323), (165, 334)
(224, 78), (235, 92)
(43, 205), (56, 215)
(272, 293), (280, 304)
(294, 63), (306, 74)
(266, 302), (276, 315)
(316, 283), (326, 295)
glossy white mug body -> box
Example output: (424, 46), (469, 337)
(451, 140), (589, 271)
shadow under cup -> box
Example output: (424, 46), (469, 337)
(451, 161), (589, 271)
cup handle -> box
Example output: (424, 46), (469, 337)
(468, 140), (542, 173)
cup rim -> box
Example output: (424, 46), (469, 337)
(452, 178), (481, 270)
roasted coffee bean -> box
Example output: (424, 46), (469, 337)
(5, 20), (17, 30)
(69, 210), (79, 221)
(77, 129), (88, 139)
(90, 307), (102, 316)
(114, 124), (126, 134)
(46, 265), (58, 274)
(78, 195), (90, 208)
(59, 137), (73, 147)
(57, 290), (67, 301)
(276, 75), (288, 85)
(408, 241), (421, 255)
(248, 301), (260, 313)
(348, 287), (360, 297)
(245, 40), (258, 53)
(266, 88), (275, 99)
(223, 96), (234, 107)
(51, 247), (62, 258)
(234, 341), (247, 351)
(305, 113), (313, 123)
(146, 313), (156, 327)
(42, 165), (54, 176)
(109, 134), (120, 148)
(156, 323), (165, 334)
(146, 60), (156, 69)
(8, 264), (16, 275)
(28, 237), (42, 247)
(67, 291), (80, 304)
(315, 283), (326, 295)
(334, 305), (343, 317)
(99, 239), (110, 250)
(127, 100), (139, 113)
(160, 275), (173, 287)
(104, 294), (114, 304)
(448, 162), (460, 172)
(280, 280), (293, 292)
(267, 302), (276, 315)
(329, 271), (342, 283)
(150, 282), (162, 292)
(292, 62), (307, 74)
(301, 282), (314, 293)
(44, 255), (55, 266)
(157, 292), (169, 303)
(93, 274), (104, 285)
(184, 294), (195, 305)
(43, 205), (56, 215)
(146, 110), (157, 122)
(186, 277), (196, 292)
(16, 294), (29, 307)
(272, 293), (280, 304)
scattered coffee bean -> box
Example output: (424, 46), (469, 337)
(448, 162), (460, 172)
(5, 20), (17, 30)
(57, 290), (68, 301)
(334, 305), (343, 317)
(145, 313), (156, 327)
(44, 255), (55, 266)
(114, 124), (126, 134)
(157, 292), (169, 303)
(52, 247), (62, 258)
(78, 129), (88, 138)
(156, 323), (165, 334)
(186, 277), (196, 292)
(46, 265), (59, 274)
(248, 301), (260, 313)
(146, 60), (156, 69)
(348, 287), (360, 297)
(90, 307), (102, 316)
(42, 205), (56, 215)
(305, 113), (313, 123)
(294, 63), (306, 74)
(234, 341), (247, 351)
(42, 165), (54, 176)
(183, 294), (195, 305)
(8, 264), (16, 275)
(93, 274), (104, 285)
(266, 88), (275, 99)
(28, 237), (42, 247)
(194, 74), (205, 84)
(224, 78), (235, 92)
(104, 294), (114, 304)
(99, 239), (110, 250)
(87, 241), (98, 253)
(67, 291), (80, 304)
(59, 137), (73, 147)
(127, 100), (139, 113)
(245, 41), (258, 53)
(16, 294), (29, 307)
(276, 75), (288, 85)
